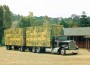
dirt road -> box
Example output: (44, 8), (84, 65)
(0, 47), (90, 65)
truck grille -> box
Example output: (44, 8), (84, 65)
(69, 42), (76, 50)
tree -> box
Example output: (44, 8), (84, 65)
(34, 16), (44, 26)
(19, 16), (31, 28)
(0, 6), (4, 45)
(43, 15), (50, 25)
(59, 18), (69, 28)
(3, 5), (12, 29)
(68, 21), (78, 28)
(28, 12), (34, 26)
(11, 12), (21, 21)
(79, 11), (90, 27)
(71, 14), (80, 22)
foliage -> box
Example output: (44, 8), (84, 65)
(43, 15), (50, 25)
(1, 36), (5, 46)
(79, 11), (90, 27)
(19, 16), (31, 28)
(0, 6), (4, 45)
(59, 18), (69, 28)
(34, 16), (44, 26)
(11, 12), (21, 21)
(28, 12), (34, 26)
(50, 18), (59, 25)
(3, 5), (12, 29)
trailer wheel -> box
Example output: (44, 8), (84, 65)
(7, 45), (12, 50)
(61, 48), (66, 55)
(28, 47), (32, 52)
(36, 47), (41, 53)
(32, 47), (36, 53)
(14, 46), (17, 50)
(20, 46), (25, 52)
(6, 45), (9, 50)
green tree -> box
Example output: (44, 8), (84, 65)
(34, 16), (44, 26)
(3, 5), (12, 29)
(11, 12), (21, 21)
(71, 14), (80, 22)
(79, 11), (90, 27)
(59, 19), (69, 28)
(28, 12), (34, 26)
(68, 21), (78, 28)
(43, 15), (50, 25)
(19, 16), (31, 28)
(0, 6), (4, 45)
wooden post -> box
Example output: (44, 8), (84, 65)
(88, 39), (89, 51)
(86, 38), (87, 49)
(88, 38), (90, 50)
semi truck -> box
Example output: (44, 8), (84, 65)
(4, 25), (78, 55)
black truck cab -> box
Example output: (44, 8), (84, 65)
(51, 36), (79, 55)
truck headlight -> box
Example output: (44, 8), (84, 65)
(75, 45), (78, 49)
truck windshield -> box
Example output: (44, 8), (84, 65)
(56, 36), (67, 41)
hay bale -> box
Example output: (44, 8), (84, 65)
(4, 28), (24, 46)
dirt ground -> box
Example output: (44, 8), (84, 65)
(0, 47), (90, 65)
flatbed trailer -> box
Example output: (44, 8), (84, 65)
(4, 25), (78, 55)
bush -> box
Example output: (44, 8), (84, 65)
(1, 36), (5, 46)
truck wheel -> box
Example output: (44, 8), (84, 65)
(61, 48), (66, 55)
(20, 46), (25, 52)
(32, 47), (36, 53)
(36, 47), (41, 53)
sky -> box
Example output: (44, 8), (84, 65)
(0, 0), (90, 18)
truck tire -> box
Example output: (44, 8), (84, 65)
(61, 48), (66, 55)
(32, 47), (36, 53)
(36, 47), (41, 53)
(20, 46), (25, 52)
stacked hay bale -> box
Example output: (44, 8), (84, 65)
(4, 28), (24, 46)
(4, 25), (63, 48)
(26, 25), (63, 47)
(26, 25), (51, 47)
(51, 25), (63, 37)
(37, 25), (51, 47)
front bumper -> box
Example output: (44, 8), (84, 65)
(66, 49), (78, 54)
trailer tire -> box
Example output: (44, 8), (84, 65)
(36, 47), (41, 53)
(32, 47), (36, 53)
(6, 45), (9, 50)
(14, 46), (18, 50)
(28, 47), (32, 52)
(20, 46), (25, 52)
(61, 48), (66, 55)
(7, 45), (12, 50)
